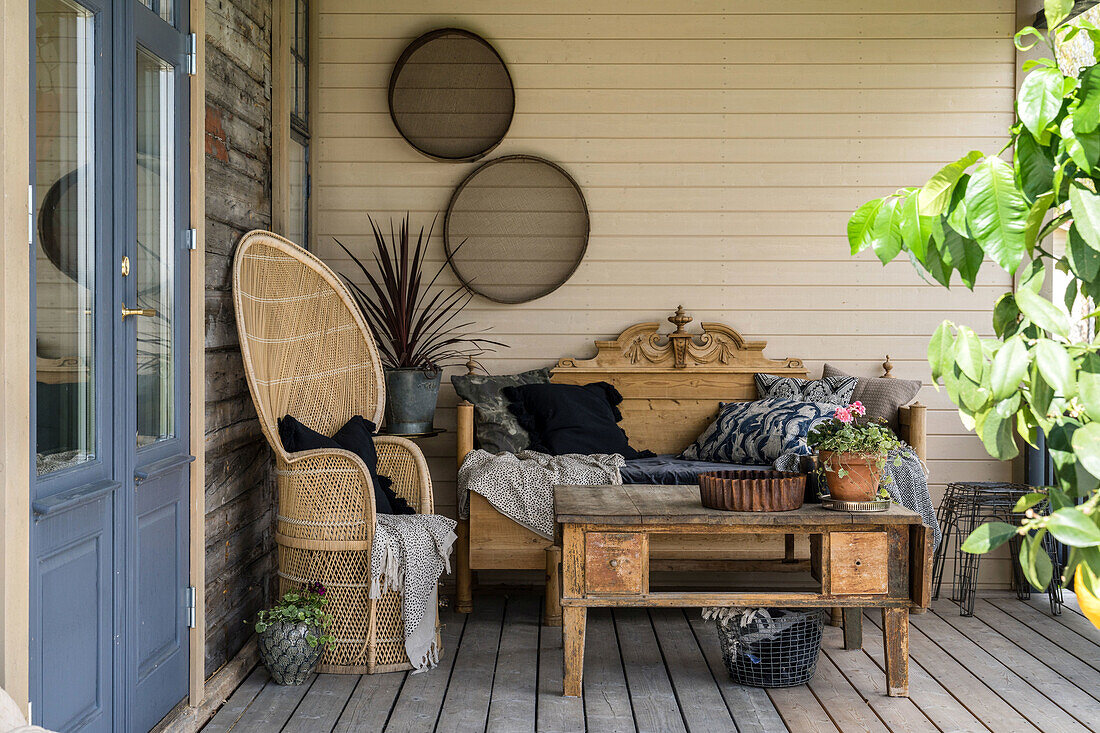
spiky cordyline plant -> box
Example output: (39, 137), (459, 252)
(335, 214), (504, 370)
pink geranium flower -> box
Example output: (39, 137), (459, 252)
(834, 407), (853, 424)
(850, 401), (866, 417)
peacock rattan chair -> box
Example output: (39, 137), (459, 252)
(232, 229), (439, 674)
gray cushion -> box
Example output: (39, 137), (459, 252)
(754, 373), (857, 405)
(822, 364), (921, 431)
(451, 367), (551, 453)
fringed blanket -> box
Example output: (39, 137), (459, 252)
(457, 449), (625, 539)
(369, 513), (457, 672)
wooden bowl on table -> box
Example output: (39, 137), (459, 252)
(698, 470), (806, 512)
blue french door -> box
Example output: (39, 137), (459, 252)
(30, 1), (191, 731)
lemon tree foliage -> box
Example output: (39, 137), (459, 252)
(846, 1), (1100, 614)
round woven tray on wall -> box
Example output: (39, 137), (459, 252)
(388, 28), (514, 162)
(444, 154), (590, 303)
(698, 470), (806, 512)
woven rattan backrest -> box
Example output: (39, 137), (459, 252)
(232, 231), (385, 455)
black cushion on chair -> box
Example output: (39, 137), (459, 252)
(503, 382), (651, 459)
(333, 416), (416, 515)
(278, 415), (413, 515)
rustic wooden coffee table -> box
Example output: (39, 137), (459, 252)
(554, 484), (930, 698)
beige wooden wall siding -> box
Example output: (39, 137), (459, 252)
(313, 0), (1018, 586)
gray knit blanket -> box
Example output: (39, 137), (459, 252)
(774, 445), (940, 549)
(457, 449), (625, 539)
(369, 513), (457, 672)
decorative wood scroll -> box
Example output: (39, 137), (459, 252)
(556, 305), (804, 373)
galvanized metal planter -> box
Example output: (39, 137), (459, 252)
(384, 367), (442, 434)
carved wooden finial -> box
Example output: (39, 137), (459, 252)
(667, 306), (694, 369)
(465, 357), (478, 376)
(882, 355), (894, 378)
(668, 305), (693, 334)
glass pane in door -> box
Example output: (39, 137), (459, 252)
(288, 136), (307, 246)
(135, 47), (175, 446)
(137, 0), (173, 23)
(34, 0), (96, 475)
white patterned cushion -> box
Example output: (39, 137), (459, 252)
(680, 398), (839, 465)
(754, 373), (857, 405)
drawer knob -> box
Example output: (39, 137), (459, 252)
(854, 560), (862, 567)
(609, 559), (619, 568)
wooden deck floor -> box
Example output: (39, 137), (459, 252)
(202, 591), (1100, 733)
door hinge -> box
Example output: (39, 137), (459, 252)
(185, 33), (197, 76)
(186, 228), (198, 251)
(185, 586), (197, 629)
(28, 184), (34, 247)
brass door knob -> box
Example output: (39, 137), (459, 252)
(121, 303), (157, 318)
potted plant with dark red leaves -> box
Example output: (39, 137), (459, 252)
(335, 214), (504, 434)
(807, 401), (901, 503)
(255, 582), (334, 685)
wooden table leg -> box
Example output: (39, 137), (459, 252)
(544, 544), (563, 627)
(882, 607), (909, 697)
(842, 607), (863, 650)
(562, 606), (586, 697)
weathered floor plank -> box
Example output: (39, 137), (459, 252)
(201, 667), (269, 733)
(930, 600), (1100, 732)
(650, 608), (736, 733)
(280, 673), (359, 733)
(486, 595), (540, 733)
(614, 608), (688, 733)
(909, 608), (1090, 733)
(807, 652), (890, 733)
(228, 671), (314, 733)
(687, 614), (788, 733)
(584, 608), (635, 733)
(864, 610), (1040, 733)
(331, 670), (406, 733)
(972, 599), (1100, 703)
(536, 622), (586, 733)
(209, 592), (1100, 733)
(859, 615), (991, 733)
(820, 628), (938, 733)
(1010, 595), (1100, 656)
(384, 608), (468, 733)
(435, 594), (507, 733)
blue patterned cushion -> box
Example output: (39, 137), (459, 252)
(754, 373), (857, 405)
(680, 398), (839, 465)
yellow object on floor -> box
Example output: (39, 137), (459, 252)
(1075, 565), (1100, 630)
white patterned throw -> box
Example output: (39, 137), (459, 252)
(369, 513), (457, 672)
(458, 449), (625, 538)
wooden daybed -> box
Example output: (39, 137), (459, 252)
(454, 308), (927, 621)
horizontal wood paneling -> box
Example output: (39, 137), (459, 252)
(313, 0), (1018, 586)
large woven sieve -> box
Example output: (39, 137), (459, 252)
(445, 155), (590, 304)
(388, 28), (514, 162)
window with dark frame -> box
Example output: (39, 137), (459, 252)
(288, 0), (309, 248)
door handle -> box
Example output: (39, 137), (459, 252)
(121, 303), (157, 318)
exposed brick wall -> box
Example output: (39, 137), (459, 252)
(203, 0), (275, 676)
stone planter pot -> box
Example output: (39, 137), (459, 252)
(818, 451), (883, 502)
(384, 367), (442, 434)
(257, 620), (325, 685)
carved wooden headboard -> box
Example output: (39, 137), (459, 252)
(550, 306), (808, 455)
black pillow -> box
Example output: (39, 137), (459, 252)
(503, 382), (650, 459)
(332, 416), (415, 515)
(278, 415), (410, 515)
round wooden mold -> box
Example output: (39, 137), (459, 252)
(697, 470), (806, 512)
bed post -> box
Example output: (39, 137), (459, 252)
(456, 398), (475, 614)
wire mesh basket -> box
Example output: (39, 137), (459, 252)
(715, 608), (826, 687)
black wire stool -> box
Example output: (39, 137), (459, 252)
(932, 481), (1064, 616)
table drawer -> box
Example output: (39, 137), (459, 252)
(830, 531), (888, 595)
(585, 532), (645, 595)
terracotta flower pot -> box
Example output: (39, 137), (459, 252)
(818, 451), (883, 502)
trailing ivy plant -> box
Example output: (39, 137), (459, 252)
(845, 0), (1100, 624)
(255, 582), (335, 649)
